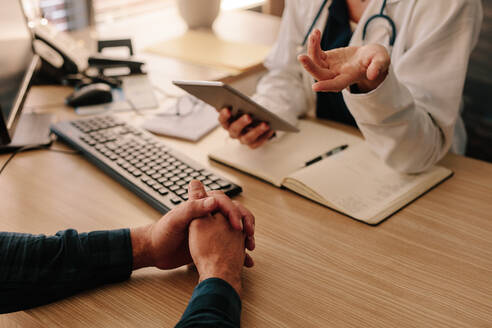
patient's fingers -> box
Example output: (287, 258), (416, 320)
(244, 253), (254, 268)
(207, 190), (244, 231)
(188, 180), (208, 200)
(233, 200), (255, 239)
(246, 236), (255, 251)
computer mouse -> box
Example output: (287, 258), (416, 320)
(66, 83), (113, 107)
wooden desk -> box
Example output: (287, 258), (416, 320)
(2, 11), (492, 328)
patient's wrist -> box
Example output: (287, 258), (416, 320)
(130, 225), (154, 270)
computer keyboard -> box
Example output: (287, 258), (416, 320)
(51, 115), (241, 213)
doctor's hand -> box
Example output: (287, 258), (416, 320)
(130, 180), (255, 271)
(218, 108), (275, 149)
(298, 28), (390, 93)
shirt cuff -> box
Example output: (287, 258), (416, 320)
(176, 278), (242, 327)
(342, 66), (414, 124)
(85, 228), (133, 284)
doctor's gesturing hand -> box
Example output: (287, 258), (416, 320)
(298, 28), (391, 93)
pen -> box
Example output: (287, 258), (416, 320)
(303, 144), (348, 167)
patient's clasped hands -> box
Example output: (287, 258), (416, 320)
(130, 180), (255, 294)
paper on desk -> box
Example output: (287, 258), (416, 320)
(143, 96), (219, 142)
(145, 30), (271, 73)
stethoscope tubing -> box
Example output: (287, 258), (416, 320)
(300, 0), (396, 48)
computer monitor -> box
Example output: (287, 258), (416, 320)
(0, 0), (51, 149)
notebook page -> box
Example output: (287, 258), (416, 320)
(286, 143), (451, 223)
(208, 120), (362, 186)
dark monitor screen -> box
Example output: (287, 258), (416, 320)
(0, 0), (37, 145)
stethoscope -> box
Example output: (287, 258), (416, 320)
(299, 0), (396, 51)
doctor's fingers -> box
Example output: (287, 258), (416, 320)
(239, 123), (270, 145)
(307, 29), (328, 67)
(218, 108), (232, 129)
(228, 114), (253, 139)
(298, 55), (336, 81)
(312, 74), (353, 93)
(366, 52), (390, 81)
(248, 130), (275, 149)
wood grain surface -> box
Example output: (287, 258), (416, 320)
(1, 9), (491, 328)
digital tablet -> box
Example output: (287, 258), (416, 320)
(172, 80), (300, 133)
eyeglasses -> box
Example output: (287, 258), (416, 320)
(156, 95), (206, 118)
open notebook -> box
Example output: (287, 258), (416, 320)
(208, 120), (453, 225)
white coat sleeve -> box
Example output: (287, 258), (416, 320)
(251, 0), (312, 126)
(342, 0), (483, 173)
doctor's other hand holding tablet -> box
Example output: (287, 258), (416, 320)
(218, 108), (275, 149)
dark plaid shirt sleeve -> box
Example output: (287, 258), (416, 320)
(175, 278), (242, 328)
(0, 228), (132, 313)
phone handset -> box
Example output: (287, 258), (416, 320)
(31, 22), (89, 75)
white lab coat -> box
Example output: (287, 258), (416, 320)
(252, 0), (483, 173)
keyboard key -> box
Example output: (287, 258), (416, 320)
(145, 179), (158, 187)
(217, 180), (231, 189)
(209, 183), (221, 190)
(131, 170), (142, 177)
(170, 197), (182, 205)
(209, 175), (220, 182)
(158, 188), (169, 196)
(176, 180), (187, 186)
(151, 173), (162, 180)
(200, 170), (213, 177)
(175, 188), (187, 196)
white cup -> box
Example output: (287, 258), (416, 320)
(176, 0), (221, 29)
